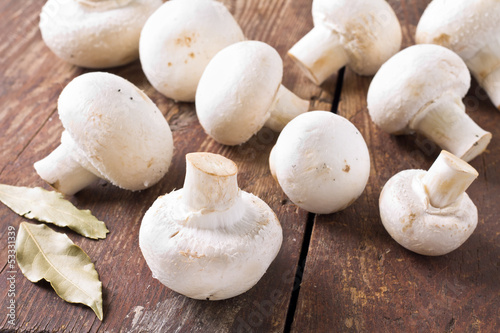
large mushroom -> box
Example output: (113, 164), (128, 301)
(139, 152), (283, 300)
(416, 0), (500, 109)
(367, 44), (491, 162)
(196, 40), (309, 145)
(269, 111), (370, 214)
(288, 0), (402, 85)
(379, 150), (479, 256)
(39, 0), (162, 68)
(34, 72), (174, 195)
(139, 0), (245, 102)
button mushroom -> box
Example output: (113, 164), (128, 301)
(288, 0), (402, 85)
(416, 0), (500, 109)
(39, 0), (162, 68)
(196, 40), (310, 145)
(367, 44), (492, 162)
(34, 72), (174, 195)
(139, 0), (245, 102)
(269, 111), (370, 214)
(139, 152), (283, 300)
(379, 150), (479, 256)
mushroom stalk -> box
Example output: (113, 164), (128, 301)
(482, 67), (500, 109)
(288, 25), (349, 85)
(265, 85), (310, 132)
(421, 150), (478, 208)
(410, 92), (492, 162)
(34, 144), (100, 195)
(464, 42), (500, 109)
(183, 153), (239, 213)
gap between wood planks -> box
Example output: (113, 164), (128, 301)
(283, 67), (346, 332)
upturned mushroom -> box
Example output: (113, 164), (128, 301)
(34, 72), (174, 195)
(367, 44), (491, 162)
(416, 0), (500, 109)
(288, 0), (402, 85)
(139, 152), (283, 300)
(196, 40), (309, 145)
(39, 0), (162, 68)
(139, 0), (245, 102)
(379, 150), (479, 256)
(269, 111), (370, 214)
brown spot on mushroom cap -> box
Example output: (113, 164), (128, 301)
(342, 162), (350, 173)
(175, 33), (196, 47)
(167, 62), (172, 67)
(189, 52), (195, 58)
(402, 213), (416, 232)
(433, 33), (451, 46)
(179, 250), (205, 259)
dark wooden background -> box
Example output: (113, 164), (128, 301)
(1, 0), (498, 332)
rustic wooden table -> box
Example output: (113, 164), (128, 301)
(1, 0), (499, 332)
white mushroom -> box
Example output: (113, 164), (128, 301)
(379, 150), (479, 256)
(416, 0), (500, 109)
(196, 41), (309, 145)
(288, 0), (402, 85)
(269, 111), (370, 214)
(39, 0), (162, 68)
(139, 152), (283, 300)
(367, 44), (492, 162)
(34, 72), (174, 195)
(139, 0), (245, 102)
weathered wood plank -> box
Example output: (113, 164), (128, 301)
(0, 0), (334, 332)
(292, 1), (500, 332)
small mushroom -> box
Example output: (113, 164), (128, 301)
(196, 40), (310, 145)
(139, 152), (283, 300)
(34, 72), (174, 195)
(416, 0), (500, 109)
(288, 0), (402, 85)
(367, 44), (492, 162)
(269, 111), (370, 214)
(39, 0), (162, 68)
(379, 150), (479, 256)
(139, 0), (245, 102)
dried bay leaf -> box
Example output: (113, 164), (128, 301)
(0, 184), (108, 239)
(16, 222), (104, 320)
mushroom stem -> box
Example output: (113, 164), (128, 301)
(481, 67), (500, 109)
(421, 150), (478, 208)
(410, 92), (492, 162)
(463, 41), (500, 110)
(265, 85), (310, 132)
(183, 153), (239, 212)
(288, 24), (348, 85)
(34, 144), (100, 195)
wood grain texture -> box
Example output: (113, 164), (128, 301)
(0, 0), (334, 332)
(291, 1), (500, 332)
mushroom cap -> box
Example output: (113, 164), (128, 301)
(379, 169), (478, 256)
(139, 187), (282, 300)
(139, 0), (245, 102)
(58, 72), (173, 191)
(270, 111), (370, 214)
(312, 0), (402, 75)
(196, 41), (283, 145)
(367, 44), (470, 134)
(40, 0), (162, 68)
(416, 0), (500, 61)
